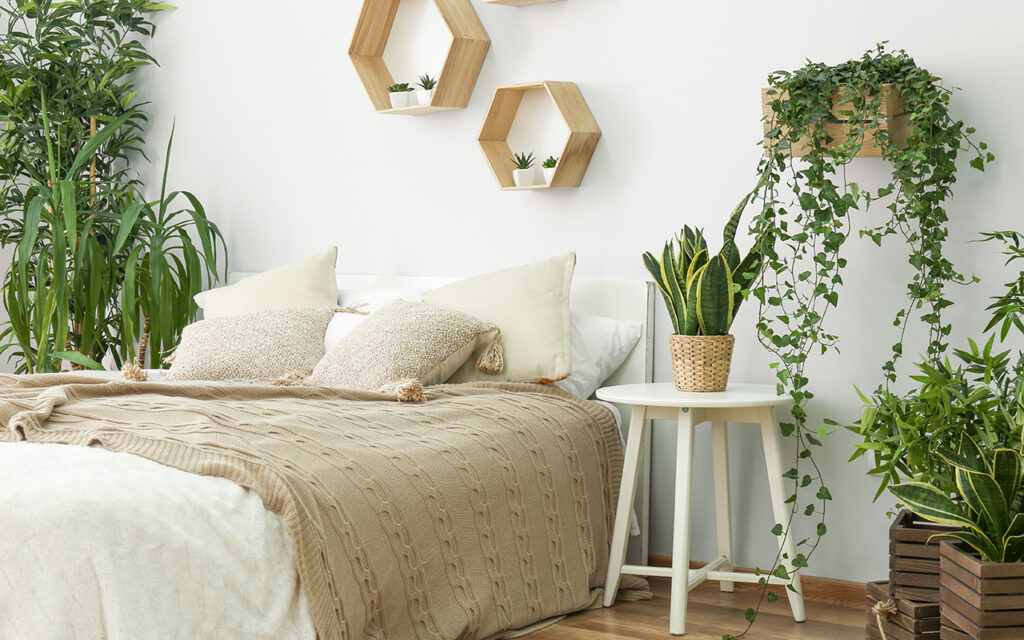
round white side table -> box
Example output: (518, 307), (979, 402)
(596, 382), (807, 636)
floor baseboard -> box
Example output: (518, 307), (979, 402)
(647, 554), (866, 609)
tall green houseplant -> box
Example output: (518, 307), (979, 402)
(0, 0), (225, 372)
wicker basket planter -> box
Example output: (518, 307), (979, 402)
(939, 542), (1024, 640)
(669, 334), (734, 392)
(890, 509), (962, 603)
(866, 580), (940, 640)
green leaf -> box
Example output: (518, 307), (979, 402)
(889, 482), (978, 531)
(696, 255), (734, 335)
(51, 351), (104, 371)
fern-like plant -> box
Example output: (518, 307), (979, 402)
(642, 191), (764, 336)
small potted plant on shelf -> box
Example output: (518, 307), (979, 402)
(512, 151), (535, 187)
(542, 156), (557, 183)
(386, 82), (415, 109)
(642, 192), (763, 391)
(416, 74), (436, 106)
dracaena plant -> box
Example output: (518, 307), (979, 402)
(642, 189), (763, 336)
(890, 435), (1024, 563)
(512, 152), (535, 170)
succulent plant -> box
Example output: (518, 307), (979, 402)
(417, 74), (437, 90)
(642, 190), (765, 336)
(512, 152), (535, 170)
(542, 156), (558, 169)
(386, 83), (414, 93)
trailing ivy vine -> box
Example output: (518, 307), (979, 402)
(727, 44), (993, 638)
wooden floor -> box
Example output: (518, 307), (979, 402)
(530, 577), (864, 639)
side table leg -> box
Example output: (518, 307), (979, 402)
(759, 406), (807, 622)
(711, 418), (734, 592)
(669, 408), (696, 635)
(604, 405), (647, 606)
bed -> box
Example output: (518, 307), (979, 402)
(0, 274), (654, 640)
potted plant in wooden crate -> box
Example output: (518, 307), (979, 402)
(891, 438), (1024, 639)
(850, 230), (1024, 603)
(642, 190), (763, 392)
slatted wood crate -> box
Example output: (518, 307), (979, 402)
(866, 580), (940, 640)
(939, 542), (1024, 640)
(890, 510), (962, 602)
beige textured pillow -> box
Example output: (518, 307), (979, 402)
(423, 253), (575, 383)
(308, 300), (501, 390)
(195, 247), (339, 319)
(166, 307), (335, 381)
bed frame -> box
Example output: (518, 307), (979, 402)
(228, 271), (656, 563)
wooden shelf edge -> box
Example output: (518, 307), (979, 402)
(376, 104), (460, 115)
(483, 0), (563, 5)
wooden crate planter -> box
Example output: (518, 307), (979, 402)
(939, 542), (1024, 640)
(891, 509), (962, 603)
(866, 580), (940, 640)
(761, 83), (909, 158)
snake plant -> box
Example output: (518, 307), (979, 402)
(643, 191), (764, 336)
(890, 434), (1024, 563)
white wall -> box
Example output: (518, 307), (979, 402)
(135, 0), (1023, 583)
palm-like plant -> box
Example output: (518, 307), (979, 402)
(643, 191), (765, 336)
(891, 434), (1024, 563)
(115, 127), (225, 369)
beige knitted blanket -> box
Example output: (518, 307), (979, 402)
(1, 375), (648, 639)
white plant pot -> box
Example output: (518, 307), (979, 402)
(543, 167), (556, 184)
(513, 168), (535, 187)
(416, 89), (434, 106)
(388, 92), (411, 109)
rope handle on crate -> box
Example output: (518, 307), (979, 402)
(872, 598), (898, 640)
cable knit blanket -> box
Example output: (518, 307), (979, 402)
(1, 375), (648, 640)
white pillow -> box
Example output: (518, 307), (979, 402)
(324, 287), (424, 353)
(423, 254), (575, 384)
(556, 312), (642, 399)
(195, 247), (339, 319)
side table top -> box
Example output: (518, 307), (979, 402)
(595, 382), (794, 409)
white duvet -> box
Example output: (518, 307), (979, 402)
(0, 441), (316, 640)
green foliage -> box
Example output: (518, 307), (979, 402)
(512, 151), (535, 170)
(642, 189), (762, 336)
(386, 83), (413, 93)
(0, 0), (225, 372)
(726, 43), (992, 639)
(891, 436), (1024, 563)
(850, 232), (1024, 501)
(416, 75), (436, 90)
(541, 156), (557, 169)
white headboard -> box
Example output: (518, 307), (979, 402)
(227, 272), (656, 390)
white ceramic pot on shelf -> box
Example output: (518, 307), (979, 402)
(543, 167), (556, 184)
(513, 168), (535, 187)
(416, 89), (434, 106)
(388, 92), (411, 109)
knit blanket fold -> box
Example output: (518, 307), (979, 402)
(2, 374), (648, 640)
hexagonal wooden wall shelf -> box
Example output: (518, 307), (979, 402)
(483, 0), (563, 6)
(349, 0), (490, 115)
(478, 81), (601, 190)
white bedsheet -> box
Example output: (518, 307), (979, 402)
(0, 442), (316, 640)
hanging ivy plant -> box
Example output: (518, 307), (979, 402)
(727, 43), (993, 638)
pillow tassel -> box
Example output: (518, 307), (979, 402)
(476, 330), (504, 375)
(381, 379), (425, 403)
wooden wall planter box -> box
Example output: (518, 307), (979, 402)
(761, 84), (909, 158)
(891, 509), (962, 603)
(939, 542), (1024, 639)
(866, 580), (940, 640)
